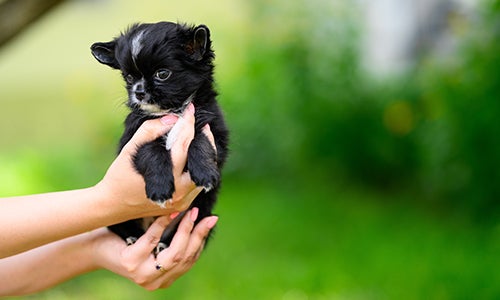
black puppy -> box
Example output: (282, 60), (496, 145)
(91, 22), (228, 253)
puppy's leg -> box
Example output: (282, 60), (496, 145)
(134, 138), (175, 204)
(187, 133), (219, 191)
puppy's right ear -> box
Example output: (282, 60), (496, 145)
(91, 41), (119, 69)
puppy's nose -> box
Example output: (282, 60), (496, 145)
(135, 91), (146, 100)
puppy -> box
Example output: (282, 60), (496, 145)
(91, 22), (229, 253)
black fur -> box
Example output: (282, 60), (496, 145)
(91, 22), (228, 251)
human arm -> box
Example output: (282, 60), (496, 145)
(0, 211), (218, 295)
(0, 104), (201, 258)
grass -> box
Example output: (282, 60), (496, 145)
(11, 167), (498, 300)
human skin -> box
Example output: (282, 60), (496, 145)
(0, 103), (219, 294)
(0, 211), (218, 294)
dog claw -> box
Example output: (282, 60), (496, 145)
(126, 237), (138, 246)
(151, 198), (173, 208)
(203, 184), (213, 192)
(146, 184), (174, 204)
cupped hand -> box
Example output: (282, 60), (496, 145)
(91, 209), (218, 290)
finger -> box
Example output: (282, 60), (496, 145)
(193, 239), (207, 261)
(154, 217), (214, 290)
(156, 208), (198, 267)
(170, 103), (196, 177)
(202, 124), (217, 153)
(121, 116), (178, 156)
(183, 215), (218, 264)
(154, 217), (216, 290)
(127, 216), (171, 259)
(153, 217), (216, 290)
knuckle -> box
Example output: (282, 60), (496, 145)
(194, 227), (210, 240)
(185, 253), (197, 263)
(144, 283), (159, 291)
(123, 259), (138, 273)
(134, 276), (149, 286)
(147, 234), (161, 246)
(172, 252), (184, 263)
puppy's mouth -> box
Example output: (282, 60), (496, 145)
(135, 93), (195, 117)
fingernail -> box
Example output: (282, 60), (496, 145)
(190, 207), (199, 222)
(169, 212), (180, 219)
(206, 216), (219, 229)
(160, 115), (178, 125)
(187, 103), (195, 115)
(203, 123), (210, 131)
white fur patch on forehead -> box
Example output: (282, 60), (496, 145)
(131, 30), (145, 60)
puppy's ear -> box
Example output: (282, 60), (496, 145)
(187, 25), (210, 61)
(91, 41), (119, 69)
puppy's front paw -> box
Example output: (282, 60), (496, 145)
(187, 132), (220, 191)
(190, 165), (220, 192)
(143, 167), (176, 204)
(134, 140), (176, 204)
(146, 180), (175, 204)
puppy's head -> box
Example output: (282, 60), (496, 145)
(91, 22), (213, 116)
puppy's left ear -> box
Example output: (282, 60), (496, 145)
(91, 41), (119, 69)
(188, 25), (210, 61)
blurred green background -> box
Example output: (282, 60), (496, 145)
(0, 0), (499, 299)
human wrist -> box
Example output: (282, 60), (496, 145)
(91, 180), (174, 221)
(86, 228), (111, 271)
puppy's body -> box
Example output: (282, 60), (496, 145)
(91, 22), (228, 251)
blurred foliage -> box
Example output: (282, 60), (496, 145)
(415, 0), (500, 218)
(223, 0), (499, 221)
(225, 0), (423, 186)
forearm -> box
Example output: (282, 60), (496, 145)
(0, 230), (100, 296)
(0, 186), (133, 258)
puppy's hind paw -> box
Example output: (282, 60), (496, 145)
(126, 236), (138, 246)
(155, 242), (168, 257)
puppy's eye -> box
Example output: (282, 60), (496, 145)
(125, 74), (134, 84)
(154, 69), (172, 81)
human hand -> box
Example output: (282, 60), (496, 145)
(96, 103), (206, 219)
(91, 208), (218, 290)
